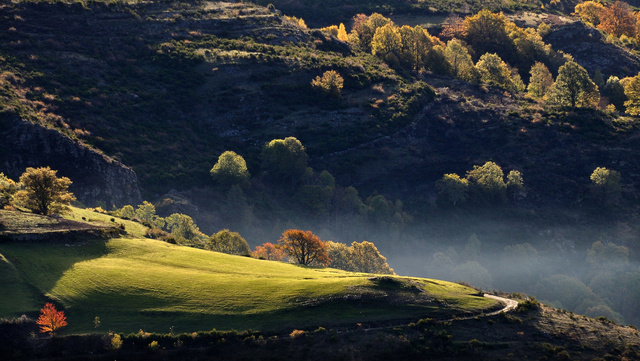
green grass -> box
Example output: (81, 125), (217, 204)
(0, 236), (497, 334)
(64, 207), (148, 238)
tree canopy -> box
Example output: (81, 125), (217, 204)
(207, 229), (251, 256)
(279, 229), (330, 266)
(549, 60), (599, 108)
(210, 151), (250, 187)
(261, 137), (309, 187)
(15, 167), (76, 215)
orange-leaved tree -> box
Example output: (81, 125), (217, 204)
(37, 303), (68, 335)
(252, 242), (287, 261)
(279, 229), (330, 266)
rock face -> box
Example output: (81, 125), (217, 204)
(0, 117), (142, 208)
(545, 22), (640, 78)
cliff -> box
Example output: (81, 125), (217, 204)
(0, 115), (141, 208)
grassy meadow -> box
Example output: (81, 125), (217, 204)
(0, 209), (498, 334)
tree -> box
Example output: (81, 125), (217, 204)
(590, 167), (621, 204)
(425, 45), (452, 75)
(444, 39), (478, 83)
(165, 213), (203, 242)
(466, 161), (507, 203)
(623, 73), (640, 115)
(279, 229), (330, 266)
(603, 76), (626, 111)
(261, 137), (309, 188)
(210, 151), (250, 187)
(37, 303), (67, 335)
(527, 62), (554, 99)
(463, 10), (512, 59)
(506, 170), (524, 200)
(115, 204), (136, 219)
(371, 23), (402, 62)
(598, 1), (636, 38)
(398, 25), (433, 70)
(252, 242), (287, 261)
(475, 53), (516, 91)
(352, 13), (393, 52)
(15, 167), (75, 215)
(207, 229), (251, 256)
(0, 173), (17, 208)
(575, 1), (604, 26)
(549, 60), (599, 108)
(350, 241), (394, 274)
(327, 241), (353, 270)
(337, 23), (348, 42)
(436, 173), (469, 206)
(311, 70), (344, 97)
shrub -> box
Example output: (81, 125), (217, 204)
(311, 70), (344, 97)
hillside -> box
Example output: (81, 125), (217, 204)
(0, 209), (498, 334)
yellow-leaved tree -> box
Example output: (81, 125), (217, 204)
(15, 167), (75, 215)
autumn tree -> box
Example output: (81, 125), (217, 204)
(252, 242), (287, 261)
(261, 137), (309, 188)
(463, 10), (513, 59)
(575, 1), (604, 26)
(623, 73), (640, 115)
(279, 229), (330, 266)
(37, 303), (68, 335)
(15, 167), (75, 215)
(371, 23), (402, 62)
(549, 60), (599, 108)
(436, 173), (469, 206)
(210, 151), (250, 187)
(590, 167), (622, 204)
(350, 241), (394, 274)
(475, 53), (516, 91)
(444, 39), (478, 83)
(0, 173), (17, 208)
(527, 62), (554, 99)
(311, 70), (344, 97)
(352, 13), (393, 52)
(598, 1), (636, 38)
(398, 25), (434, 70)
(207, 229), (251, 256)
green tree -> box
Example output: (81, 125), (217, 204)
(425, 45), (452, 75)
(466, 161), (507, 203)
(210, 151), (250, 187)
(506, 170), (524, 201)
(207, 229), (251, 256)
(603, 76), (626, 111)
(549, 60), (599, 108)
(115, 204), (136, 219)
(327, 241), (353, 271)
(623, 73), (640, 115)
(590, 167), (621, 204)
(527, 62), (554, 99)
(436, 173), (469, 206)
(261, 137), (309, 189)
(475, 53), (516, 91)
(14, 167), (76, 215)
(444, 39), (478, 83)
(279, 229), (330, 266)
(165, 213), (204, 243)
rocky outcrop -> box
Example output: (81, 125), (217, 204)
(0, 116), (142, 208)
(545, 22), (640, 78)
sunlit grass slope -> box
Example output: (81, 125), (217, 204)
(0, 235), (497, 334)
